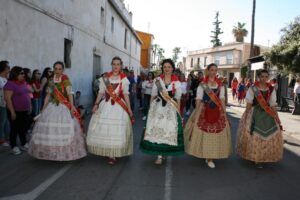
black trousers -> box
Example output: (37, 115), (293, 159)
(8, 111), (30, 148)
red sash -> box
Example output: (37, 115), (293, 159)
(102, 74), (134, 124)
(53, 87), (83, 129)
(252, 86), (282, 130)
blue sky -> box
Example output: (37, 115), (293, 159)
(124, 0), (300, 57)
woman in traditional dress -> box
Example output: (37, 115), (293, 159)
(231, 77), (238, 101)
(236, 69), (283, 167)
(28, 61), (87, 161)
(86, 56), (133, 165)
(184, 63), (232, 169)
(140, 59), (184, 165)
(237, 78), (246, 106)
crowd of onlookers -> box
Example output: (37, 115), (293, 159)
(0, 61), (58, 154)
(231, 77), (253, 106)
(0, 60), (84, 154)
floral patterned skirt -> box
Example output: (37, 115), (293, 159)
(236, 107), (283, 162)
(140, 101), (184, 156)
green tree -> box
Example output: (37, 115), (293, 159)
(172, 47), (182, 65)
(265, 16), (300, 74)
(152, 44), (159, 67)
(232, 22), (248, 42)
(210, 11), (223, 47)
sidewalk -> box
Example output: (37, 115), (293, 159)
(227, 89), (300, 142)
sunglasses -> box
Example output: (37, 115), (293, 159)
(19, 72), (25, 75)
(36, 73), (41, 75)
(54, 68), (63, 71)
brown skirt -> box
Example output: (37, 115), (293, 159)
(184, 111), (232, 159)
(236, 108), (283, 163)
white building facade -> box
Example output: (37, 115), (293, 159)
(0, 0), (142, 105)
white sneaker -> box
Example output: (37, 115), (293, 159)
(12, 147), (21, 155)
(206, 159), (215, 169)
(142, 116), (147, 121)
(20, 143), (29, 152)
(1, 141), (9, 147)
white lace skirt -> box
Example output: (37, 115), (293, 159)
(86, 100), (133, 157)
(144, 100), (178, 146)
(28, 103), (87, 161)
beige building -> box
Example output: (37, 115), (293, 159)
(186, 42), (268, 82)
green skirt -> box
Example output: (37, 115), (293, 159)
(140, 114), (184, 156)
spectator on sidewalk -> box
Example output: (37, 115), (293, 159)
(40, 67), (53, 106)
(142, 72), (155, 121)
(93, 75), (101, 101)
(237, 78), (246, 106)
(270, 78), (278, 91)
(125, 69), (136, 112)
(179, 73), (188, 117)
(231, 77), (238, 101)
(0, 60), (10, 147)
(31, 70), (42, 117)
(136, 72), (144, 110)
(23, 68), (34, 131)
(293, 78), (300, 103)
(74, 91), (86, 118)
(4, 66), (31, 155)
(293, 78), (300, 115)
(221, 77), (229, 106)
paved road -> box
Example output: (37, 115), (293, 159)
(0, 107), (300, 200)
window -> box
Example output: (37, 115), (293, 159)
(226, 52), (233, 64)
(64, 38), (72, 68)
(111, 16), (114, 32)
(135, 39), (137, 54)
(204, 56), (207, 66)
(124, 28), (128, 49)
(100, 7), (105, 24)
(190, 58), (193, 68)
(197, 57), (200, 67)
(214, 54), (220, 65)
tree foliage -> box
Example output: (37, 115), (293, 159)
(265, 16), (300, 74)
(232, 22), (248, 42)
(172, 47), (181, 65)
(210, 11), (223, 47)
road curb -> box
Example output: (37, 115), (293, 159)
(228, 104), (300, 143)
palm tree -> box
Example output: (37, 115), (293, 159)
(232, 22), (248, 42)
(157, 47), (165, 68)
(172, 47), (182, 65)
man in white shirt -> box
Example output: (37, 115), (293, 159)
(293, 78), (300, 110)
(294, 78), (300, 96)
(0, 60), (10, 146)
